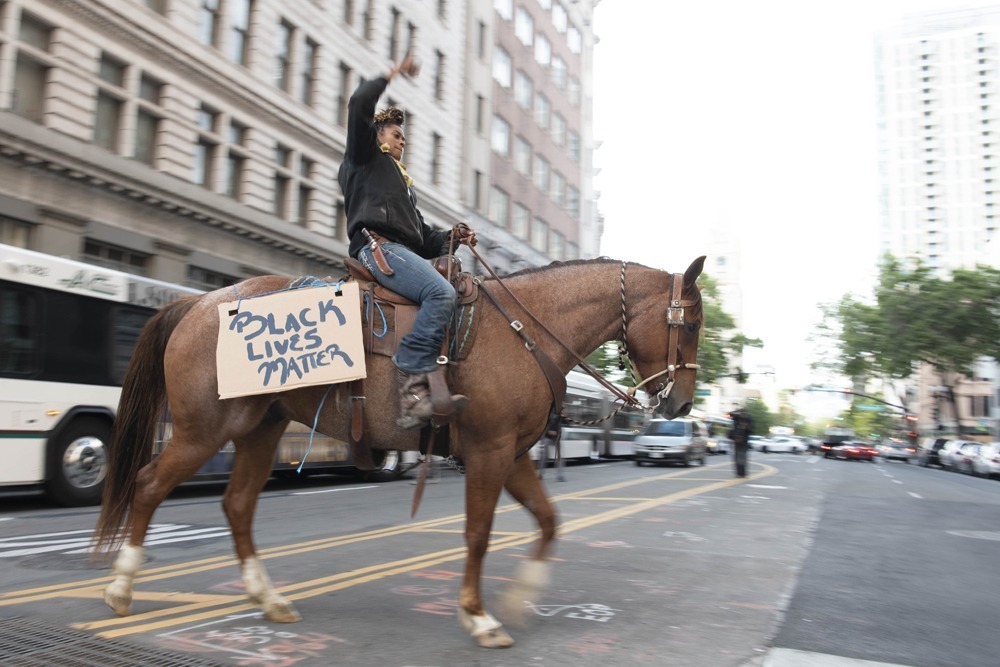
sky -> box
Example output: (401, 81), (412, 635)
(591, 0), (999, 397)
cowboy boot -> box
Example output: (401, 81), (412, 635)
(396, 369), (469, 430)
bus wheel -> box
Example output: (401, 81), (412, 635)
(45, 417), (110, 506)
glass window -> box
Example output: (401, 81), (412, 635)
(568, 130), (580, 161)
(553, 2), (567, 33)
(565, 241), (578, 260)
(18, 14), (52, 50)
(277, 21), (293, 91)
(514, 70), (532, 110)
(567, 185), (580, 219)
(514, 7), (533, 46)
(531, 217), (547, 252)
(228, 120), (246, 145)
(193, 139), (215, 186)
(494, 0), (512, 21)
(0, 288), (38, 375)
(488, 186), (509, 226)
(112, 308), (151, 384)
(226, 152), (244, 198)
(230, 0), (252, 65)
(431, 132), (442, 185)
(12, 54), (47, 123)
(0, 217), (32, 248)
(511, 203), (529, 238)
(568, 25), (582, 53)
(568, 76), (581, 106)
(200, 0), (221, 46)
(187, 265), (238, 291)
(535, 93), (550, 128)
(301, 39), (317, 105)
(514, 136), (531, 175)
(433, 50), (445, 101)
(493, 46), (512, 87)
(99, 54), (126, 87)
(533, 154), (549, 192)
(139, 76), (162, 104)
(552, 56), (566, 89)
(534, 34), (550, 67)
(551, 113), (566, 145)
(549, 230), (564, 260)
(337, 62), (352, 126)
(298, 184), (311, 225)
(551, 170), (564, 205)
(134, 109), (159, 165)
(94, 92), (122, 151)
(84, 239), (148, 275)
(538, 0), (551, 9)
(491, 115), (510, 156)
(197, 105), (217, 132)
(274, 174), (289, 217)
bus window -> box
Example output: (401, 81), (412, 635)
(111, 306), (153, 384)
(0, 286), (39, 375)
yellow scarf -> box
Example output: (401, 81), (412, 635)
(380, 143), (413, 187)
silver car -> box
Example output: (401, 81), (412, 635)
(971, 443), (1000, 479)
(633, 418), (708, 467)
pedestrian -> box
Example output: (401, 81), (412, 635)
(338, 54), (477, 429)
(729, 409), (753, 478)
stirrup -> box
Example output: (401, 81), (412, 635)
(397, 394), (469, 430)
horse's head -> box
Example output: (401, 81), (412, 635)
(628, 256), (706, 419)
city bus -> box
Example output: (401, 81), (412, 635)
(0, 244), (403, 506)
(531, 369), (648, 463)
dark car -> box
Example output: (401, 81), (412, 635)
(917, 438), (951, 468)
(830, 441), (878, 462)
(821, 427), (857, 458)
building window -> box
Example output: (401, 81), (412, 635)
(144, 0), (166, 13)
(551, 56), (567, 89)
(334, 199), (347, 241)
(200, 0), (221, 46)
(514, 71), (532, 110)
(552, 2), (567, 32)
(491, 115), (510, 156)
(389, 7), (401, 61)
(274, 144), (292, 219)
(494, 0), (512, 21)
(276, 21), (293, 92)
(301, 38), (317, 105)
(535, 93), (550, 128)
(568, 25), (582, 54)
(511, 203), (529, 239)
(0, 217), (32, 248)
(337, 62), (352, 126)
(531, 217), (548, 252)
(534, 34), (551, 67)
(433, 50), (445, 101)
(362, 0), (374, 40)
(437, 0), (447, 20)
(476, 94), (485, 134)
(549, 230), (564, 260)
(568, 76), (581, 106)
(533, 155), (549, 192)
(230, 0), (252, 65)
(493, 46), (512, 88)
(551, 113), (566, 146)
(473, 170), (483, 210)
(95, 53), (125, 151)
(514, 7), (533, 46)
(298, 184), (311, 226)
(551, 171), (564, 206)
(514, 136), (531, 176)
(193, 105), (219, 187)
(19, 12), (52, 49)
(226, 120), (248, 199)
(565, 241), (578, 261)
(187, 265), (238, 291)
(477, 21), (487, 60)
(12, 54), (47, 122)
(488, 186), (509, 227)
(406, 22), (417, 58)
(431, 133), (443, 185)
(134, 76), (163, 166)
(567, 185), (580, 219)
(84, 239), (148, 276)
(568, 130), (580, 162)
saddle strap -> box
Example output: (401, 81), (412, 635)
(411, 428), (435, 517)
(427, 366), (457, 424)
(348, 380), (376, 471)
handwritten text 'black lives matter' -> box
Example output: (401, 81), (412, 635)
(228, 299), (354, 387)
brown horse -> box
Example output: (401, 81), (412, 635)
(92, 255), (706, 648)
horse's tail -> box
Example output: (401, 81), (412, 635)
(92, 294), (201, 557)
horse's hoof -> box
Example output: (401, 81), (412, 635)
(458, 609), (514, 649)
(104, 586), (132, 617)
(264, 601), (302, 623)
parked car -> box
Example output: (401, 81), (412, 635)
(821, 427), (857, 458)
(877, 440), (916, 463)
(950, 441), (983, 474)
(707, 432), (732, 455)
(756, 436), (806, 454)
(938, 440), (973, 471)
(917, 438), (951, 467)
(829, 441), (878, 462)
(971, 443), (1000, 479)
(633, 418), (708, 467)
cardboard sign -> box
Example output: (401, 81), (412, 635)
(216, 282), (366, 399)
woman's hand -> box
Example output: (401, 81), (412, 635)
(389, 53), (420, 80)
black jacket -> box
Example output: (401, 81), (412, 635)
(339, 76), (450, 259)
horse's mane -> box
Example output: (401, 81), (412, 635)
(496, 256), (625, 280)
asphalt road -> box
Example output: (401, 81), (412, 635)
(0, 453), (997, 667)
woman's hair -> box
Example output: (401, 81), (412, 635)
(374, 106), (405, 132)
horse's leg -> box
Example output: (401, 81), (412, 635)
(497, 453), (557, 625)
(222, 416), (301, 623)
(457, 446), (516, 648)
(105, 432), (223, 616)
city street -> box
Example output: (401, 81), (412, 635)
(1, 453), (998, 667)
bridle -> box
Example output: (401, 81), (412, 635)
(619, 262), (701, 412)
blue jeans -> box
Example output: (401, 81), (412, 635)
(358, 242), (457, 374)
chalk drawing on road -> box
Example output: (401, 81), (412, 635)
(393, 584), (451, 596)
(527, 602), (620, 622)
(412, 596), (461, 616)
(158, 612), (346, 667)
(0, 523), (230, 558)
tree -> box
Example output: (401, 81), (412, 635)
(817, 255), (1000, 431)
(742, 399), (773, 437)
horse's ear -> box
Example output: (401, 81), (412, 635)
(684, 256), (707, 289)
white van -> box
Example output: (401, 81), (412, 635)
(633, 418), (708, 467)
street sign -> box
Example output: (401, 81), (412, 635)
(695, 389), (711, 396)
(857, 404), (885, 412)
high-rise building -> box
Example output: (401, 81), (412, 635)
(876, 6), (999, 439)
(0, 0), (600, 285)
